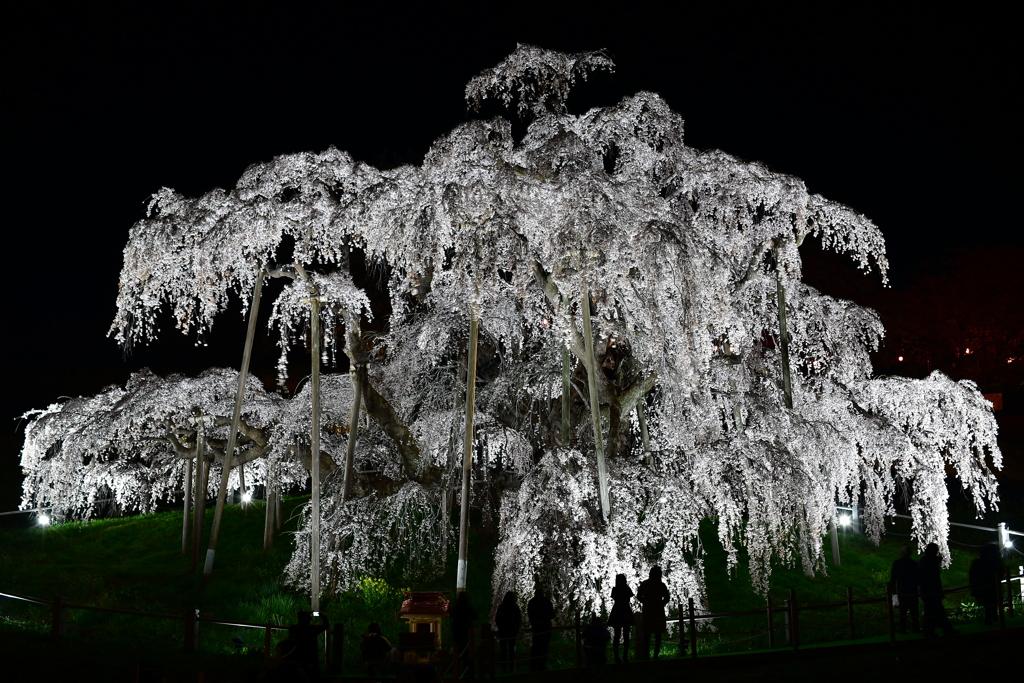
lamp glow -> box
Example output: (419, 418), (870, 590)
(839, 514), (852, 527)
(1005, 540), (1013, 549)
(38, 514), (50, 526)
(241, 491), (252, 503)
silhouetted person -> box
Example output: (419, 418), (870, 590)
(919, 543), (958, 637)
(286, 610), (329, 680)
(890, 544), (920, 633)
(608, 573), (635, 663)
(452, 592), (477, 673)
(582, 613), (611, 666)
(969, 544), (1003, 625)
(527, 586), (555, 671)
(494, 591), (522, 673)
(361, 621), (392, 677)
(273, 638), (311, 682)
(636, 566), (670, 659)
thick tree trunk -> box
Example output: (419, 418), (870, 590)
(582, 287), (611, 523)
(205, 270), (263, 579)
(457, 308), (480, 594)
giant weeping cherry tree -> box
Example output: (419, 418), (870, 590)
(20, 46), (1001, 617)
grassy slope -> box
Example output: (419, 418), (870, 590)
(0, 501), (1019, 680)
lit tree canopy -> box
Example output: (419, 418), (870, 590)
(23, 45), (1001, 615)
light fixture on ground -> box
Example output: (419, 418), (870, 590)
(839, 514), (852, 528)
(38, 514), (50, 526)
(241, 491), (252, 503)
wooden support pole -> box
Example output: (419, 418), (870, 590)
(263, 625), (272, 668)
(830, 519), (841, 566)
(342, 364), (364, 501)
(275, 480), (283, 531)
(191, 421), (207, 574)
(51, 595), (68, 643)
(310, 296), (322, 612)
(767, 595), (775, 649)
(574, 611), (582, 669)
(885, 581), (896, 643)
(263, 464), (275, 551)
(688, 597), (697, 659)
(205, 271), (264, 580)
(184, 608), (198, 653)
(678, 602), (685, 657)
(846, 587), (855, 640)
(637, 401), (651, 466)
(581, 287), (610, 522)
(457, 307), (479, 594)
(1007, 566), (1016, 619)
(774, 247), (793, 410)
(238, 463), (246, 501)
(182, 455), (193, 555)
(561, 345), (571, 446)
(789, 588), (799, 651)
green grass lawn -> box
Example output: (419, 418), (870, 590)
(0, 501), (1020, 680)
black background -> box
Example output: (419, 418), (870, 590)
(4, 3), (1019, 510)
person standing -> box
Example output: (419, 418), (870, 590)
(494, 591), (522, 673)
(919, 542), (959, 637)
(527, 586), (555, 671)
(969, 544), (1003, 625)
(286, 610), (330, 680)
(360, 622), (392, 677)
(607, 573), (635, 663)
(636, 566), (670, 659)
(890, 544), (921, 633)
(582, 613), (612, 666)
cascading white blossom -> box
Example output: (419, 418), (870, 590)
(21, 46), (1000, 615)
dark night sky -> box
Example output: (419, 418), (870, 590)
(4, 4), (1019, 491)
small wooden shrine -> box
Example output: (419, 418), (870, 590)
(397, 590), (450, 664)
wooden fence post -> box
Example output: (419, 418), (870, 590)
(766, 595), (775, 649)
(51, 595), (68, 643)
(789, 588), (799, 652)
(678, 602), (685, 657)
(263, 625), (272, 668)
(333, 622), (344, 675)
(846, 587), (855, 640)
(885, 582), (896, 644)
(575, 611), (582, 669)
(1007, 566), (1015, 619)
(184, 608), (198, 653)
(688, 597), (697, 659)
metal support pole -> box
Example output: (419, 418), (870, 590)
(830, 519), (841, 566)
(457, 307), (479, 595)
(205, 271), (264, 579)
(310, 296), (322, 612)
(581, 287), (610, 522)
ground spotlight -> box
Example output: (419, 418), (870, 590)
(241, 491), (252, 503)
(839, 514), (852, 527)
(38, 514), (50, 526)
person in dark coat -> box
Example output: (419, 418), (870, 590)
(286, 610), (330, 680)
(527, 586), (555, 671)
(890, 544), (921, 633)
(360, 622), (392, 677)
(493, 591), (522, 673)
(582, 613), (612, 666)
(969, 544), (1003, 625)
(451, 592), (477, 672)
(919, 542), (959, 637)
(607, 573), (635, 663)
(636, 566), (670, 659)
